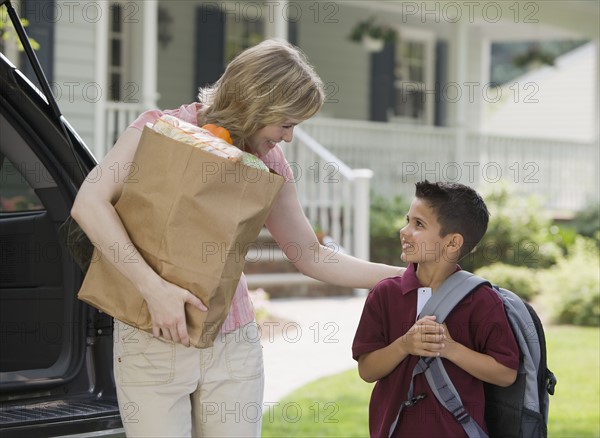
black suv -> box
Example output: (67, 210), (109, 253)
(0, 1), (122, 436)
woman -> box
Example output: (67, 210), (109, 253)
(72, 39), (404, 437)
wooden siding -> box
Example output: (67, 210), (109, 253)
(157, 1), (198, 109)
(54, 16), (96, 150)
(295, 3), (371, 120)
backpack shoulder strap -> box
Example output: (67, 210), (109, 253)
(418, 271), (490, 322)
(425, 358), (488, 437)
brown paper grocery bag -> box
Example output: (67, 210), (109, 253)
(77, 127), (285, 348)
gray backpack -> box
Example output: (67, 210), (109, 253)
(389, 271), (557, 438)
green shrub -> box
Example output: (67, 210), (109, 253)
(547, 224), (579, 255)
(369, 194), (408, 266)
(474, 263), (540, 301)
(565, 203), (600, 248)
(538, 237), (600, 326)
(461, 183), (562, 272)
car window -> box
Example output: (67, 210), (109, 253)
(0, 155), (44, 212)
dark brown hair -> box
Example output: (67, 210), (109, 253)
(415, 180), (490, 259)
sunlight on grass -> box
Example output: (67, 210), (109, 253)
(262, 369), (373, 438)
(546, 326), (600, 438)
(262, 326), (600, 437)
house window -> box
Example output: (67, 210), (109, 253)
(223, 12), (264, 64)
(107, 1), (132, 102)
(391, 28), (435, 125)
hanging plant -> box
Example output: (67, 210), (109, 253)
(348, 16), (397, 52)
(512, 44), (555, 69)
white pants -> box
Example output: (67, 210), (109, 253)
(114, 320), (264, 437)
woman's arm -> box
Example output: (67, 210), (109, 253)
(440, 324), (517, 387)
(71, 128), (206, 346)
(265, 182), (404, 288)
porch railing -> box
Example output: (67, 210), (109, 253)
(100, 101), (147, 157)
(100, 106), (373, 261)
(101, 104), (597, 261)
(288, 127), (372, 260)
(302, 118), (599, 215)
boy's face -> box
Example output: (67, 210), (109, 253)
(399, 197), (455, 264)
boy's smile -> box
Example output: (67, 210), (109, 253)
(400, 198), (454, 265)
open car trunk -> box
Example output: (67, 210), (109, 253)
(0, 1), (122, 436)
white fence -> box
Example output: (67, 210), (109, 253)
(288, 128), (372, 260)
(302, 118), (599, 215)
(99, 102), (147, 157)
(100, 106), (374, 258)
(101, 106), (598, 262)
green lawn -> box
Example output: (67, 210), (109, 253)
(546, 326), (600, 437)
(262, 325), (600, 438)
(261, 368), (372, 438)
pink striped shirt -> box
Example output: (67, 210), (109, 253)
(128, 103), (292, 333)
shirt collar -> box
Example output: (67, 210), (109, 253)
(400, 263), (462, 295)
(398, 263), (420, 295)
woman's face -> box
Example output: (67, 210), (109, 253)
(246, 119), (301, 157)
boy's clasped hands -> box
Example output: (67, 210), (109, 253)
(402, 316), (455, 358)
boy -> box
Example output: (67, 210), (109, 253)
(352, 181), (519, 437)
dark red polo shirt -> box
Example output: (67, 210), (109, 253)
(352, 264), (519, 437)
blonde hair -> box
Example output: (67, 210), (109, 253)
(197, 39), (324, 148)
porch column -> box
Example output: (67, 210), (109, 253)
(93, 3), (108, 158)
(454, 20), (468, 178)
(264, 1), (288, 40)
(595, 41), (600, 143)
(353, 168), (372, 296)
(594, 40), (600, 205)
(142, 1), (158, 109)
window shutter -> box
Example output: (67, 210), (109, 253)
(288, 20), (298, 46)
(194, 4), (225, 94)
(369, 42), (395, 122)
(434, 40), (448, 127)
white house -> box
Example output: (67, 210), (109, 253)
(4, 0), (599, 258)
(483, 41), (597, 143)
